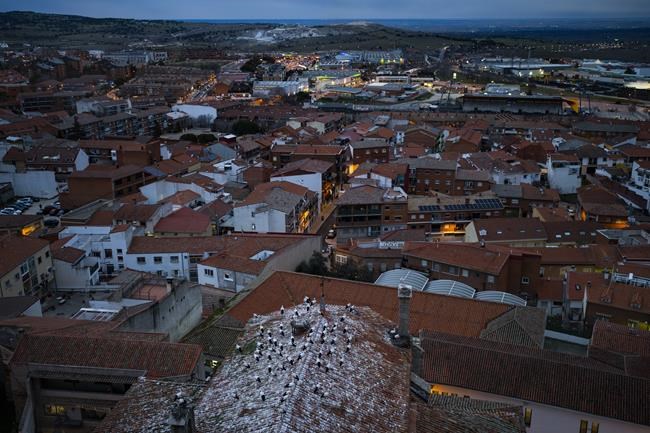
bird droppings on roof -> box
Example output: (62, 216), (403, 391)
(97, 303), (412, 433)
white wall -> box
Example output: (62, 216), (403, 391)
(124, 252), (191, 279)
(140, 179), (222, 205)
(233, 204), (287, 233)
(74, 149), (90, 172)
(0, 171), (58, 198)
(548, 163), (581, 194)
(271, 172), (322, 207)
(53, 257), (100, 289)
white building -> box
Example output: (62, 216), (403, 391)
(270, 158), (333, 208)
(547, 153), (581, 195)
(197, 235), (321, 292)
(232, 181), (318, 233)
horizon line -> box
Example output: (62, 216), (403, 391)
(3, 10), (650, 21)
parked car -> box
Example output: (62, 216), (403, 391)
(43, 218), (59, 228)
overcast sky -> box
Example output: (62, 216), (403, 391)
(2, 0), (649, 20)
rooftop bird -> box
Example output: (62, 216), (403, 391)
(261, 392), (265, 401)
(236, 344), (242, 353)
(280, 305), (285, 315)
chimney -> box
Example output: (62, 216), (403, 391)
(168, 393), (195, 433)
(395, 284), (412, 347)
(166, 277), (174, 294)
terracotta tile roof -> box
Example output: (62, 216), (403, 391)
(160, 189), (200, 206)
(521, 244), (619, 267)
(335, 185), (389, 205)
(10, 333), (202, 378)
(51, 238), (86, 264)
(418, 331), (650, 425)
(271, 158), (333, 176)
(200, 252), (268, 275)
(154, 207), (210, 234)
(542, 220), (605, 244)
(226, 271), (511, 337)
(114, 203), (161, 223)
(0, 296), (39, 319)
(403, 242), (511, 275)
(86, 209), (115, 226)
(0, 214), (42, 229)
(94, 380), (206, 433)
(591, 321), (650, 358)
(294, 144), (345, 156)
(199, 199), (233, 220)
(479, 307), (546, 349)
(195, 304), (411, 433)
(235, 181), (314, 213)
(0, 234), (49, 278)
(470, 218), (547, 242)
(414, 394), (525, 433)
(583, 273), (650, 314)
(70, 164), (144, 180)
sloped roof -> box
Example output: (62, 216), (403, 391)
(0, 235), (49, 278)
(414, 394), (525, 433)
(418, 331), (650, 426)
(154, 207), (210, 234)
(479, 307), (546, 349)
(11, 334), (202, 378)
(226, 271), (512, 338)
(403, 242), (511, 276)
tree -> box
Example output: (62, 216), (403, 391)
(232, 119), (261, 136)
(180, 133), (198, 143)
(197, 133), (216, 144)
(296, 252), (328, 276)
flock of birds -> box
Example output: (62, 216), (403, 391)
(232, 298), (360, 407)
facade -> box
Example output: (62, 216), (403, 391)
(270, 158), (336, 208)
(0, 235), (53, 298)
(232, 181), (318, 233)
(462, 94), (564, 115)
(402, 242), (542, 297)
(547, 153), (581, 194)
(335, 185), (408, 242)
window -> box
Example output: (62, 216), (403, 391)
(461, 269), (469, 277)
(521, 277), (530, 284)
(136, 257), (146, 265)
(154, 256), (162, 264)
(539, 267), (545, 277)
(224, 272), (234, 281)
(116, 249), (123, 254)
(45, 405), (65, 416)
(335, 254), (348, 265)
(579, 420), (588, 433)
(447, 266), (458, 275)
(38, 256), (42, 264)
(591, 422), (599, 433)
(487, 275), (495, 284)
(170, 256), (179, 264)
(432, 263), (440, 272)
(104, 249), (113, 258)
(421, 259), (428, 267)
(524, 408), (532, 427)
(204, 268), (214, 277)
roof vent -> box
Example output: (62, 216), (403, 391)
(167, 393), (195, 433)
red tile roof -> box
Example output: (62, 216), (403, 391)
(10, 334), (202, 378)
(418, 331), (649, 425)
(226, 271), (511, 337)
(403, 242), (512, 275)
(0, 234), (49, 278)
(154, 207), (210, 234)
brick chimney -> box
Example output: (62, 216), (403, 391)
(168, 393), (195, 433)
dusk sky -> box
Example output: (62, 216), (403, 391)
(2, 0), (649, 19)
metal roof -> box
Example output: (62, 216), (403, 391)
(423, 280), (476, 299)
(374, 269), (428, 291)
(474, 291), (527, 307)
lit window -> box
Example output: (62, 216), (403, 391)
(579, 420), (588, 433)
(45, 405), (65, 416)
(524, 408), (532, 427)
(591, 422), (599, 433)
